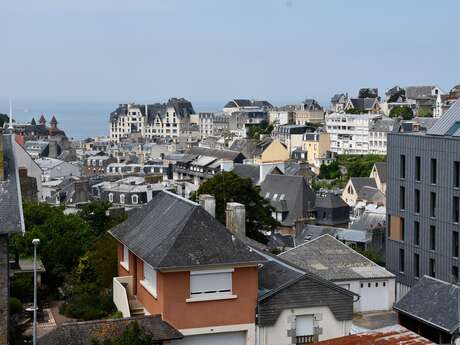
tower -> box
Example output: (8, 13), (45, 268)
(50, 116), (58, 129)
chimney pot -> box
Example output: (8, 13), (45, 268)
(226, 202), (246, 238)
(199, 194), (216, 217)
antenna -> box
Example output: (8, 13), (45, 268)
(8, 98), (14, 131)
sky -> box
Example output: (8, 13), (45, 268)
(1, 0), (459, 106)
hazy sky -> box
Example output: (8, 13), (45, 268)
(1, 0), (459, 105)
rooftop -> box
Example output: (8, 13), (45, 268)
(279, 234), (394, 281)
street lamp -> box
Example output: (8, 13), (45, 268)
(32, 238), (40, 345)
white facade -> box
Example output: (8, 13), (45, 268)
(199, 113), (215, 138)
(325, 113), (381, 154)
(256, 306), (352, 345)
(268, 110), (292, 126)
(144, 105), (189, 140)
(110, 104), (146, 142)
(35, 157), (81, 182)
(368, 130), (388, 154)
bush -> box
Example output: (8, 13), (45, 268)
(390, 106), (413, 120)
(9, 297), (23, 315)
(10, 275), (34, 302)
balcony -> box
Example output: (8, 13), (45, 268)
(296, 335), (317, 344)
(113, 276), (145, 318)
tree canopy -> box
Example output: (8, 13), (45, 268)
(0, 113), (9, 127)
(337, 154), (386, 178)
(345, 107), (365, 114)
(193, 172), (277, 243)
(319, 160), (341, 179)
(247, 120), (273, 140)
(418, 106), (433, 117)
(389, 106), (413, 120)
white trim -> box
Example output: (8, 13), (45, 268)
(120, 261), (129, 272)
(186, 294), (237, 303)
(140, 279), (157, 299)
(179, 323), (255, 345)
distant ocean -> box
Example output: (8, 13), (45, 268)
(2, 100), (222, 139)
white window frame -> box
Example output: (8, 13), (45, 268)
(140, 261), (157, 298)
(120, 245), (129, 271)
(187, 268), (236, 303)
(132, 194), (139, 204)
(120, 194), (125, 204)
(108, 193), (114, 203)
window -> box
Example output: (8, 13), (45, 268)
(189, 269), (233, 299)
(414, 253), (420, 278)
(430, 226), (436, 251)
(414, 221), (420, 245)
(453, 232), (459, 258)
(400, 186), (405, 210)
(455, 161), (460, 188)
(296, 315), (314, 344)
(142, 261), (157, 297)
(108, 193), (114, 203)
(121, 245), (129, 271)
(399, 249), (405, 273)
(368, 283), (371, 288)
(454, 196), (460, 223)
(430, 192), (436, 217)
(431, 158), (437, 184)
(414, 189), (420, 213)
(383, 282), (386, 287)
(132, 194), (139, 204)
(400, 155), (406, 178)
(415, 156), (421, 181)
(429, 258), (436, 277)
(120, 194), (125, 204)
(453, 266), (459, 283)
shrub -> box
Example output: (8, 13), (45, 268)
(9, 297), (23, 315)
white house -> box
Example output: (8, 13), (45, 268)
(279, 234), (395, 313)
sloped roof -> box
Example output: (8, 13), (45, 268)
(350, 211), (386, 230)
(187, 146), (245, 161)
(109, 191), (263, 270)
(279, 234), (394, 281)
(315, 325), (434, 345)
(373, 162), (387, 183)
(406, 86), (435, 100)
(0, 135), (24, 234)
(38, 315), (183, 345)
(427, 98), (460, 136)
(350, 177), (377, 196)
(232, 163), (259, 184)
(261, 174), (316, 226)
(315, 193), (349, 209)
(394, 276), (458, 333)
(350, 98), (378, 110)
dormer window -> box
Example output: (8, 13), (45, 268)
(108, 193), (114, 203)
(187, 269), (236, 302)
(132, 194), (139, 204)
(120, 194), (125, 204)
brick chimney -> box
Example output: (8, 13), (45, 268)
(226, 202), (246, 239)
(199, 194), (215, 217)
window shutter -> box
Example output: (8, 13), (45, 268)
(296, 315), (314, 336)
(190, 271), (232, 296)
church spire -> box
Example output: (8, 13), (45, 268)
(8, 99), (14, 132)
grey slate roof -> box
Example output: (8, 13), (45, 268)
(350, 211), (386, 230)
(258, 260), (302, 292)
(350, 98), (378, 110)
(427, 98), (460, 136)
(406, 86), (435, 100)
(38, 315), (183, 345)
(229, 138), (272, 158)
(279, 234), (394, 281)
(261, 174), (316, 227)
(315, 193), (349, 209)
(350, 177), (377, 197)
(232, 163), (260, 184)
(187, 146), (245, 162)
(109, 191), (264, 270)
(373, 162), (387, 183)
(394, 276), (458, 333)
(0, 135), (24, 234)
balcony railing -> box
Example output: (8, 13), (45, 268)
(296, 335), (316, 345)
(113, 276), (133, 318)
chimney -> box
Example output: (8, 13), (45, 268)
(199, 194), (216, 217)
(226, 202), (246, 238)
(48, 141), (59, 158)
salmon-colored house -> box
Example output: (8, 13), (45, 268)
(109, 190), (264, 345)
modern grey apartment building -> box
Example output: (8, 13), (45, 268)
(386, 99), (460, 299)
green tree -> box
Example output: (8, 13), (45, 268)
(78, 201), (126, 236)
(247, 120), (273, 140)
(319, 161), (341, 179)
(91, 322), (157, 345)
(418, 106), (433, 117)
(192, 172), (277, 243)
(389, 106), (413, 120)
(0, 113), (9, 127)
(337, 155), (386, 178)
(345, 108), (364, 114)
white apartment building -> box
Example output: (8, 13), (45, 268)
(109, 98), (195, 143)
(325, 113), (382, 154)
(198, 112), (214, 138)
(268, 108), (294, 125)
(368, 117), (395, 154)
